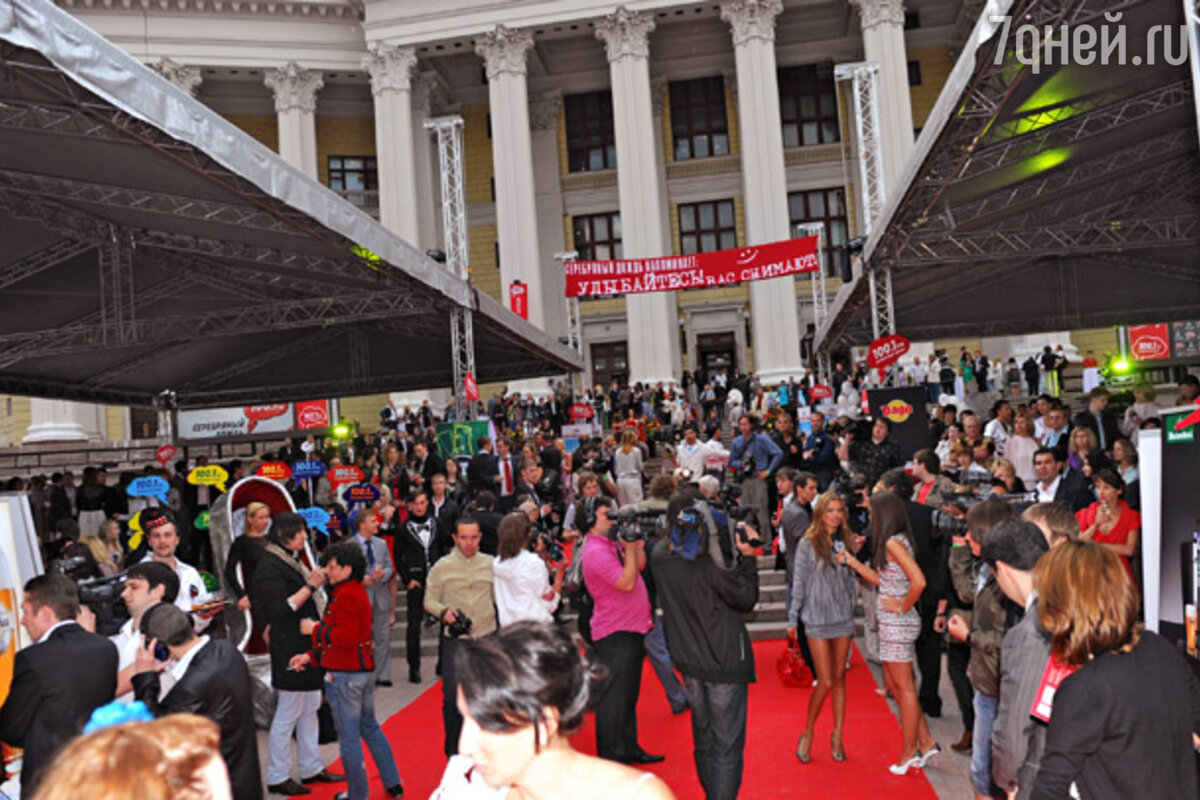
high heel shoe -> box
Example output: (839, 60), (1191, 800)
(795, 732), (812, 764)
(888, 754), (922, 776)
(831, 732), (845, 762)
(918, 742), (942, 768)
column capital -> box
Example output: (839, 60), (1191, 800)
(529, 90), (562, 131)
(595, 6), (656, 63)
(264, 62), (324, 113)
(476, 25), (535, 81)
(849, 0), (905, 31)
(719, 0), (783, 47)
(363, 43), (418, 96)
(151, 57), (202, 96)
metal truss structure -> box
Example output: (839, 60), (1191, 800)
(0, 24), (580, 408)
(427, 115), (478, 420)
(814, 0), (1200, 355)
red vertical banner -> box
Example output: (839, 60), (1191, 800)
(464, 372), (480, 402)
(509, 281), (529, 320)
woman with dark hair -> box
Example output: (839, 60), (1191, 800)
(492, 512), (564, 627)
(289, 540), (403, 800)
(432, 621), (675, 799)
(1030, 541), (1200, 799)
(838, 492), (938, 775)
(788, 492), (858, 764)
(248, 512), (339, 795)
(1075, 468), (1140, 582)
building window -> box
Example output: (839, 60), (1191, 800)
(904, 9), (921, 29)
(908, 60), (923, 86)
(678, 199), (736, 255)
(572, 212), (623, 261)
(564, 91), (617, 172)
(788, 188), (848, 278)
(591, 341), (629, 387)
(778, 64), (839, 148)
(669, 76), (730, 160)
(328, 156), (378, 210)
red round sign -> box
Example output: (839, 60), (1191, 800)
(867, 334), (911, 369)
(808, 384), (834, 401)
(330, 465), (365, 486)
(155, 444), (177, 466)
(569, 402), (594, 420)
(256, 461), (292, 482)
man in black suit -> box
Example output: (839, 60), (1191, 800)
(493, 438), (521, 512)
(878, 469), (947, 718)
(0, 574), (118, 796)
(1033, 446), (1092, 512)
(467, 436), (498, 498)
(467, 491), (503, 556)
(132, 603), (263, 800)
(1071, 386), (1122, 454)
(396, 490), (450, 684)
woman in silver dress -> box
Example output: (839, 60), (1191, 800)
(613, 428), (644, 506)
(838, 491), (940, 775)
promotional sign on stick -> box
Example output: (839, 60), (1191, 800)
(298, 507), (331, 534)
(187, 465), (229, 493)
(809, 384), (834, 401)
(155, 445), (177, 467)
(127, 476), (171, 505)
(255, 461), (292, 482)
(292, 460), (326, 480)
(345, 484), (382, 506)
(329, 465), (364, 487)
(867, 334), (911, 369)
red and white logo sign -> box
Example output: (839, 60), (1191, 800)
(464, 372), (480, 402)
(569, 402), (595, 420)
(867, 334), (911, 369)
(330, 465), (365, 486)
(1129, 324), (1170, 361)
(256, 461), (292, 482)
(295, 400), (330, 430)
(155, 445), (177, 467)
(244, 404), (288, 433)
(809, 384), (834, 401)
(509, 281), (529, 320)
(881, 399), (915, 423)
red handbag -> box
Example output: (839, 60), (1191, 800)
(776, 633), (809, 688)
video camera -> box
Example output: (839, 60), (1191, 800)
(613, 506), (663, 543)
(50, 557), (129, 636)
(532, 521), (565, 562)
(930, 487), (1038, 538)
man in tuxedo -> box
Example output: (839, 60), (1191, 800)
(1033, 446), (1091, 511)
(396, 490), (449, 684)
(352, 509), (397, 687)
(0, 574), (118, 796)
(132, 603), (262, 800)
(467, 436), (498, 497)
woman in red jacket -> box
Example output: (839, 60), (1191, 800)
(290, 541), (403, 800)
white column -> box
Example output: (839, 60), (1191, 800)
(850, 0), (915, 192)
(721, 0), (803, 385)
(596, 7), (679, 387)
(264, 62), (323, 179)
(477, 26), (546, 329)
(411, 72), (443, 251)
(151, 58), (202, 96)
(363, 44), (420, 243)
(530, 91), (568, 340)
(23, 399), (95, 444)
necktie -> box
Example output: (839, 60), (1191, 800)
(503, 458), (513, 494)
(365, 539), (375, 568)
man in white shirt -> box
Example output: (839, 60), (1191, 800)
(1039, 405), (1070, 448)
(1033, 448), (1063, 503)
(675, 424), (711, 477)
(983, 400), (1013, 459)
(107, 561), (180, 702)
(138, 509), (214, 629)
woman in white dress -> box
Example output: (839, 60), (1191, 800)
(613, 429), (644, 507)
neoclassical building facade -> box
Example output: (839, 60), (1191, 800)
(3, 0), (994, 444)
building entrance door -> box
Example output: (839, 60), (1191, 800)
(697, 332), (737, 374)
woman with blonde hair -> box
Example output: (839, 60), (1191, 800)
(1030, 541), (1200, 799)
(225, 501), (272, 613)
(1067, 426), (1098, 473)
(32, 714), (231, 800)
(788, 492), (858, 764)
(1005, 411), (1040, 489)
(82, 518), (123, 577)
(613, 428), (644, 506)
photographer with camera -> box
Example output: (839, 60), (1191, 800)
(652, 483), (760, 799)
(493, 511), (564, 626)
(728, 415), (783, 539)
(424, 517), (496, 757)
(579, 496), (665, 766)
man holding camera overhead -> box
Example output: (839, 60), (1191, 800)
(579, 496), (666, 766)
(424, 516), (495, 757)
(728, 415), (783, 541)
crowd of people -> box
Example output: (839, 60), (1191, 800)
(3, 363), (1200, 800)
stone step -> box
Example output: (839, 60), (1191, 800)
(741, 601), (789, 624)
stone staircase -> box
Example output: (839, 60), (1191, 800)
(385, 552), (790, 659)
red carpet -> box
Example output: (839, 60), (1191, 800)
(297, 640), (939, 799)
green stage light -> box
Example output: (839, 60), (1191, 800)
(1111, 358), (1131, 374)
(332, 423), (350, 438)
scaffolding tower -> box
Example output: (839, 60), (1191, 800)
(426, 116), (478, 419)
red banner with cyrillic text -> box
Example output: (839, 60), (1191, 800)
(564, 236), (820, 298)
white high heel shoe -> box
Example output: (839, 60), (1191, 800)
(888, 754), (923, 776)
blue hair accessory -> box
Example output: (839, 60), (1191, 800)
(83, 700), (154, 734)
